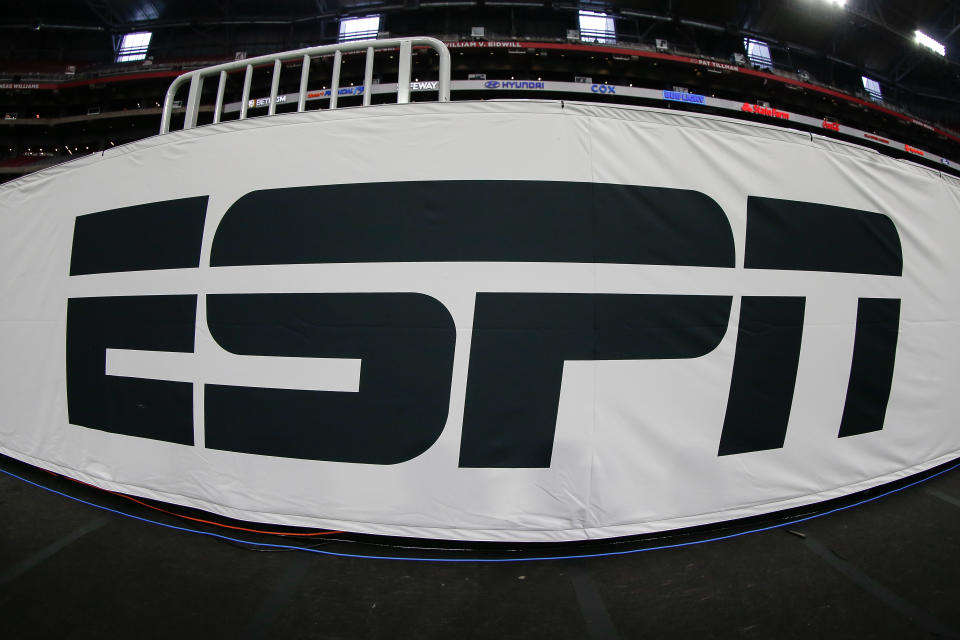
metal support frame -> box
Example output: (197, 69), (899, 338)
(330, 50), (342, 109)
(183, 74), (203, 129)
(397, 40), (412, 104)
(297, 54), (311, 112)
(160, 37), (451, 134)
(213, 70), (227, 123)
(83, 0), (121, 30)
(268, 59), (281, 115)
(363, 46), (375, 107)
(239, 64), (252, 120)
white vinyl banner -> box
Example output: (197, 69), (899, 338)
(1, 100), (958, 541)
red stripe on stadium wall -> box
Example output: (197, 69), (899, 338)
(6, 41), (958, 144)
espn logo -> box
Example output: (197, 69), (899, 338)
(67, 181), (901, 467)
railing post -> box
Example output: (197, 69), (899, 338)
(363, 46), (374, 107)
(436, 43), (451, 102)
(268, 59), (281, 116)
(330, 50), (342, 109)
(397, 40), (412, 104)
(213, 70), (227, 124)
(298, 54), (311, 112)
(159, 78), (185, 134)
(240, 64), (253, 120)
(184, 74), (203, 130)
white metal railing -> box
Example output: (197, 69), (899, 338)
(159, 37), (451, 134)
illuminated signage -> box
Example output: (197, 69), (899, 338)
(591, 84), (617, 94)
(248, 95), (288, 108)
(445, 41), (523, 49)
(0, 83), (40, 90)
(864, 133), (890, 144)
(305, 87), (365, 99)
(690, 58), (739, 73)
(663, 90), (705, 104)
(483, 80), (545, 89)
(410, 81), (439, 91)
(904, 144), (925, 156)
(741, 103), (790, 120)
(821, 120), (840, 132)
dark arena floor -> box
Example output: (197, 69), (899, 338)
(1, 452), (958, 639)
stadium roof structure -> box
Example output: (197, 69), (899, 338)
(4, 0), (958, 98)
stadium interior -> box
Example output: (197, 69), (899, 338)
(2, 0), (960, 181)
(2, 2), (960, 638)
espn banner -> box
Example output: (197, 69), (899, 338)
(1, 100), (958, 541)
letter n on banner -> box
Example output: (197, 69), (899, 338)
(718, 197), (902, 455)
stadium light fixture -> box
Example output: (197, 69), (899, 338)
(116, 31), (152, 63)
(743, 38), (773, 69)
(915, 30), (946, 56)
(339, 15), (381, 42)
(578, 10), (616, 44)
(862, 76), (883, 102)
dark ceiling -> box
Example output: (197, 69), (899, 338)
(4, 1), (959, 94)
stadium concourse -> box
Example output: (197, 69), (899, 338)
(2, 1), (960, 638)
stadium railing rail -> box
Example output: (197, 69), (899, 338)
(159, 37), (451, 134)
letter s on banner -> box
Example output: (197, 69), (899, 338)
(204, 293), (456, 464)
